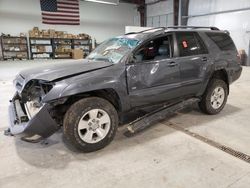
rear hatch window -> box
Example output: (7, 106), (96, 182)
(206, 32), (237, 51)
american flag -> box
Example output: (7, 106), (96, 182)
(40, 0), (80, 25)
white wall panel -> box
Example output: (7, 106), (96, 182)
(146, 0), (173, 27)
(189, 0), (250, 15)
(0, 0), (139, 43)
(188, 0), (250, 54)
(159, 15), (167, 27)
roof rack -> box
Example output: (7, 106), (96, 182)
(125, 26), (220, 35)
(140, 27), (166, 33)
(125, 27), (165, 35)
(166, 26), (220, 30)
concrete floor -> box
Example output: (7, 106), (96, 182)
(0, 60), (250, 188)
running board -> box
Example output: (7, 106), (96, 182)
(124, 98), (200, 137)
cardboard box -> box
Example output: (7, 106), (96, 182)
(33, 27), (39, 31)
(55, 47), (64, 53)
(42, 30), (49, 37)
(56, 31), (64, 37)
(28, 28), (91, 41)
(29, 30), (39, 38)
(72, 49), (83, 59)
(37, 46), (45, 52)
(48, 29), (56, 38)
(20, 33), (26, 37)
(29, 30), (35, 37)
(65, 48), (72, 53)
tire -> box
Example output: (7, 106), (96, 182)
(199, 79), (228, 115)
(63, 97), (118, 152)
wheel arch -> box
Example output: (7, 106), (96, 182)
(199, 68), (230, 97)
(64, 88), (123, 112)
(210, 69), (229, 94)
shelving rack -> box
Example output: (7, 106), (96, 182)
(72, 39), (92, 58)
(0, 35), (29, 60)
(29, 38), (53, 59)
(29, 38), (92, 59)
(0, 36), (92, 60)
(53, 38), (73, 59)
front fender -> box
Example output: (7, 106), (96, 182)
(42, 65), (130, 112)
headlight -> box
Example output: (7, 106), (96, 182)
(14, 74), (25, 94)
(24, 101), (44, 119)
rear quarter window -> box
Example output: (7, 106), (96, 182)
(206, 32), (236, 51)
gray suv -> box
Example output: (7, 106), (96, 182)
(8, 26), (242, 152)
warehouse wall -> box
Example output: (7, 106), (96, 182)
(0, 0), (139, 43)
(146, 0), (173, 27)
(188, 0), (250, 56)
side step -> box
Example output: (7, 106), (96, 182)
(124, 98), (200, 136)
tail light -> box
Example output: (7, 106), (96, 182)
(237, 52), (242, 65)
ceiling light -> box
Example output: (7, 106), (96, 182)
(84, 0), (119, 5)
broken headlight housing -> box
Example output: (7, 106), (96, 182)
(21, 80), (54, 119)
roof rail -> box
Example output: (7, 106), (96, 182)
(140, 27), (166, 33)
(166, 26), (220, 30)
(125, 26), (220, 35)
(125, 27), (165, 35)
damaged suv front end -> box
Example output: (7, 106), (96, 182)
(8, 74), (60, 142)
(7, 60), (115, 142)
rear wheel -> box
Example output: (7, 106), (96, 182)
(63, 97), (118, 152)
(199, 79), (228, 115)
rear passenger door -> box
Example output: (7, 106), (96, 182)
(174, 32), (210, 96)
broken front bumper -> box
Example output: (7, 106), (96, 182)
(8, 94), (59, 140)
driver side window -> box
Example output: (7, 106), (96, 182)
(134, 35), (172, 62)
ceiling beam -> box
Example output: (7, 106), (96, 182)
(120, 0), (145, 5)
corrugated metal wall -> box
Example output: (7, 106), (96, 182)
(188, 0), (250, 55)
(146, 0), (174, 27)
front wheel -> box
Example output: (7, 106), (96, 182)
(199, 79), (228, 115)
(63, 97), (118, 152)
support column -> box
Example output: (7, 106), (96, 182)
(173, 0), (189, 26)
(137, 0), (146, 27)
(138, 5), (146, 26)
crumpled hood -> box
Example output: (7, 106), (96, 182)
(19, 59), (112, 82)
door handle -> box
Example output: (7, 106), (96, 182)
(168, 61), (178, 67)
(202, 57), (208, 61)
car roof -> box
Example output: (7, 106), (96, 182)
(123, 26), (229, 41)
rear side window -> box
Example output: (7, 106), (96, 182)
(176, 32), (208, 57)
(206, 32), (236, 51)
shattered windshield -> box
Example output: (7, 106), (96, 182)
(87, 37), (140, 64)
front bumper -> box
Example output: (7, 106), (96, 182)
(8, 93), (60, 140)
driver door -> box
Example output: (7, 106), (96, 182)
(126, 34), (182, 107)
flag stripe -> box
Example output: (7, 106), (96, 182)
(42, 12), (79, 17)
(43, 19), (79, 23)
(43, 17), (80, 21)
(57, 4), (79, 9)
(57, 5), (79, 9)
(57, 9), (79, 13)
(57, 3), (79, 7)
(43, 21), (80, 25)
(42, 10), (79, 15)
(57, 1), (79, 5)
